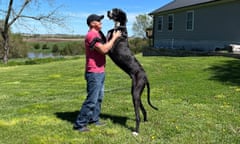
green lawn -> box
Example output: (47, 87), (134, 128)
(0, 55), (239, 144)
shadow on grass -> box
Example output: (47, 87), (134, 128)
(55, 111), (79, 124)
(55, 111), (133, 130)
(208, 59), (240, 85)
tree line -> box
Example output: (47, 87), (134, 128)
(1, 35), (149, 58)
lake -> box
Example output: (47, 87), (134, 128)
(27, 52), (59, 58)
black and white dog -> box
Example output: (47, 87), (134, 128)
(107, 8), (158, 135)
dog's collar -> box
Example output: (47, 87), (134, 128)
(114, 22), (127, 29)
(114, 26), (128, 38)
(116, 25), (126, 28)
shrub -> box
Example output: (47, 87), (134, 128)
(42, 44), (49, 49)
(52, 44), (59, 53)
(9, 34), (28, 58)
(60, 42), (85, 56)
(129, 38), (148, 54)
(34, 43), (40, 50)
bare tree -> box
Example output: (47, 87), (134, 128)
(0, 0), (66, 64)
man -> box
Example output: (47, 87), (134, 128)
(73, 14), (121, 132)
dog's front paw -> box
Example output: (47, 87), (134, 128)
(132, 131), (139, 136)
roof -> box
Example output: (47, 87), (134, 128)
(149, 0), (217, 15)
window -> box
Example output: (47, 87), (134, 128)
(186, 11), (194, 31)
(157, 16), (163, 31)
(168, 14), (174, 31)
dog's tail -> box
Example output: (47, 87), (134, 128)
(146, 81), (158, 110)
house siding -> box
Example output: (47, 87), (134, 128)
(152, 0), (240, 51)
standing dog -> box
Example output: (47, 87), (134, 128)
(106, 8), (158, 135)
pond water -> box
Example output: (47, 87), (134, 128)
(27, 52), (59, 58)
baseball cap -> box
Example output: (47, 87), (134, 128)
(87, 14), (104, 25)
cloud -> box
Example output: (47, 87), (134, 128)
(127, 12), (139, 23)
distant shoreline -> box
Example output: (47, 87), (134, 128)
(23, 37), (83, 42)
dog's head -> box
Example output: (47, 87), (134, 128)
(107, 8), (127, 26)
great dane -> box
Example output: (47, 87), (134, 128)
(106, 8), (158, 135)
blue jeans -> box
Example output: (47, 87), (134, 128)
(74, 72), (105, 128)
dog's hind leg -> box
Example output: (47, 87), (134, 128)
(140, 100), (147, 121)
(131, 73), (146, 134)
(131, 78), (140, 134)
(132, 94), (140, 134)
(136, 75), (148, 122)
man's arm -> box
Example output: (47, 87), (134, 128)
(95, 30), (121, 54)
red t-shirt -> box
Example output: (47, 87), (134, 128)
(85, 29), (106, 73)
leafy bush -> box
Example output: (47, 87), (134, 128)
(52, 44), (59, 53)
(129, 38), (148, 54)
(42, 44), (49, 49)
(9, 34), (28, 58)
(60, 42), (84, 56)
(34, 43), (40, 50)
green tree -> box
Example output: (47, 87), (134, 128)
(34, 43), (40, 50)
(42, 44), (49, 50)
(52, 44), (59, 53)
(132, 14), (153, 38)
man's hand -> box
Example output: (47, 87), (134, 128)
(94, 30), (122, 54)
(112, 30), (122, 39)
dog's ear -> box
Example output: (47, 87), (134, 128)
(116, 8), (127, 24)
(119, 9), (127, 23)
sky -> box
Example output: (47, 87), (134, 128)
(1, 0), (172, 36)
